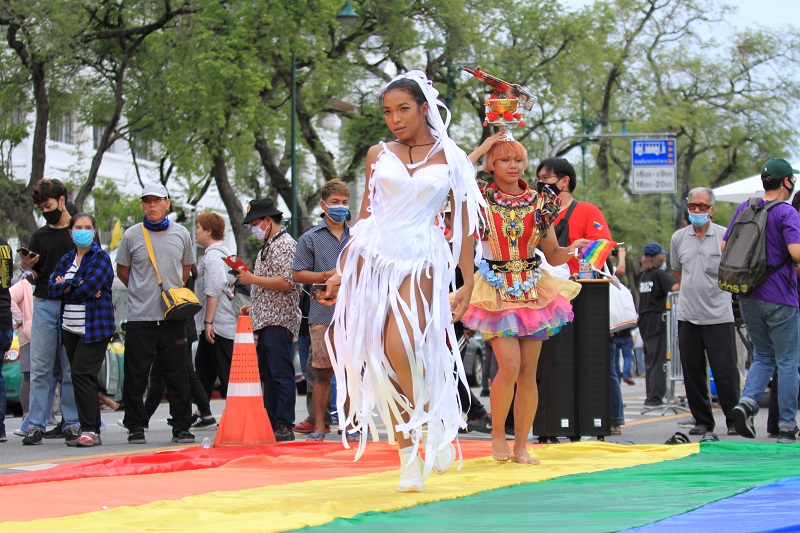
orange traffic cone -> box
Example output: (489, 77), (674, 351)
(213, 314), (276, 447)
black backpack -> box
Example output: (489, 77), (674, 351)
(718, 197), (786, 295)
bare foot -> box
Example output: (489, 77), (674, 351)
(513, 446), (540, 465)
(492, 438), (513, 462)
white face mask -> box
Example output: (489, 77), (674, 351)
(250, 220), (267, 240)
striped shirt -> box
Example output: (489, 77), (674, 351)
(48, 242), (115, 344)
(292, 220), (350, 325)
(62, 260), (86, 335)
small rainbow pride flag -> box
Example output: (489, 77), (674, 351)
(581, 239), (618, 269)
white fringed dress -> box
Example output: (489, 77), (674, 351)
(329, 142), (483, 474)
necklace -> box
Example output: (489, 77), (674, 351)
(491, 181), (535, 208)
(393, 140), (435, 164)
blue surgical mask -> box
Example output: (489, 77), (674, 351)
(660, 262), (667, 271)
(72, 229), (95, 248)
(324, 202), (349, 223)
(688, 212), (709, 227)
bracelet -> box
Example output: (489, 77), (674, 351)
(204, 321), (213, 325)
(321, 272), (328, 282)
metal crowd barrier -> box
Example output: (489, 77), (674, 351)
(641, 291), (689, 415)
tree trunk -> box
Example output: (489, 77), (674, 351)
(75, 68), (125, 209)
(674, 141), (696, 230)
(0, 179), (38, 240)
(253, 136), (313, 234)
(28, 58), (48, 188)
(208, 146), (248, 256)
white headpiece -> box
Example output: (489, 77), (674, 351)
(381, 69), (486, 269)
(382, 70), (455, 169)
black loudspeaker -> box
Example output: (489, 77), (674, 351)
(533, 280), (611, 438)
(574, 281), (610, 436)
(533, 321), (576, 437)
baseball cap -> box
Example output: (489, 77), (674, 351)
(643, 242), (667, 256)
(141, 183), (169, 199)
(761, 158), (799, 181)
(242, 197), (283, 225)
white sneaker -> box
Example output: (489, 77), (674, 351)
(396, 455), (426, 493)
(432, 442), (456, 474)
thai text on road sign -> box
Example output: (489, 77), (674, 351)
(631, 139), (676, 193)
(632, 139), (675, 166)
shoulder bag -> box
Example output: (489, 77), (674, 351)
(142, 226), (202, 321)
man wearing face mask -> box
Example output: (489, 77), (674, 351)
(726, 159), (800, 443)
(535, 158), (627, 434)
(116, 184), (196, 445)
(670, 187), (740, 439)
(291, 179), (351, 441)
(237, 197), (300, 442)
(19, 179), (82, 446)
(536, 158), (612, 277)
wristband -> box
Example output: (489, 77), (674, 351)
(321, 272), (328, 282)
(204, 321), (213, 325)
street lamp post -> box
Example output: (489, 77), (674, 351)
(289, 1), (358, 239)
(290, 52), (297, 238)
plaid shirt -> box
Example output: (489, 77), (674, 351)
(48, 241), (115, 344)
(292, 220), (349, 325)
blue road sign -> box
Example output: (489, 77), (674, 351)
(631, 139), (675, 166)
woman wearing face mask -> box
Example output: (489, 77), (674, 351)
(48, 213), (115, 448)
(464, 137), (586, 464)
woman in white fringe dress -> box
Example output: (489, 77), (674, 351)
(322, 71), (484, 492)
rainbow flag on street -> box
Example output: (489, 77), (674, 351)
(1, 441), (800, 531)
(582, 239), (618, 270)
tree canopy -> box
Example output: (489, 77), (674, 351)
(1, 0), (798, 259)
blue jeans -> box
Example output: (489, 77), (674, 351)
(28, 298), (79, 430)
(634, 347), (645, 376)
(297, 334), (310, 380)
(0, 328), (13, 433)
(612, 335), (635, 379)
(608, 339), (625, 426)
(739, 298), (800, 432)
(255, 325), (296, 427)
(19, 372), (58, 433)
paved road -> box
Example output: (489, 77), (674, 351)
(0, 379), (779, 475)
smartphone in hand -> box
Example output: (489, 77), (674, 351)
(222, 254), (249, 272)
(310, 283), (332, 300)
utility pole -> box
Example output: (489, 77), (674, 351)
(576, 96), (628, 184)
(545, 97), (674, 185)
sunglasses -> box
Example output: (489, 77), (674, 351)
(687, 203), (713, 212)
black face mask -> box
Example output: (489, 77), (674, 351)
(42, 207), (63, 225)
(536, 182), (553, 195)
(785, 178), (795, 198)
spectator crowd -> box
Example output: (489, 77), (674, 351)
(1, 155), (799, 449)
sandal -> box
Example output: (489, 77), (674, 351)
(307, 433), (326, 442)
(664, 431), (691, 445)
(700, 432), (720, 443)
(345, 431), (360, 443)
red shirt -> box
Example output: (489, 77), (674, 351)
(552, 200), (612, 275)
